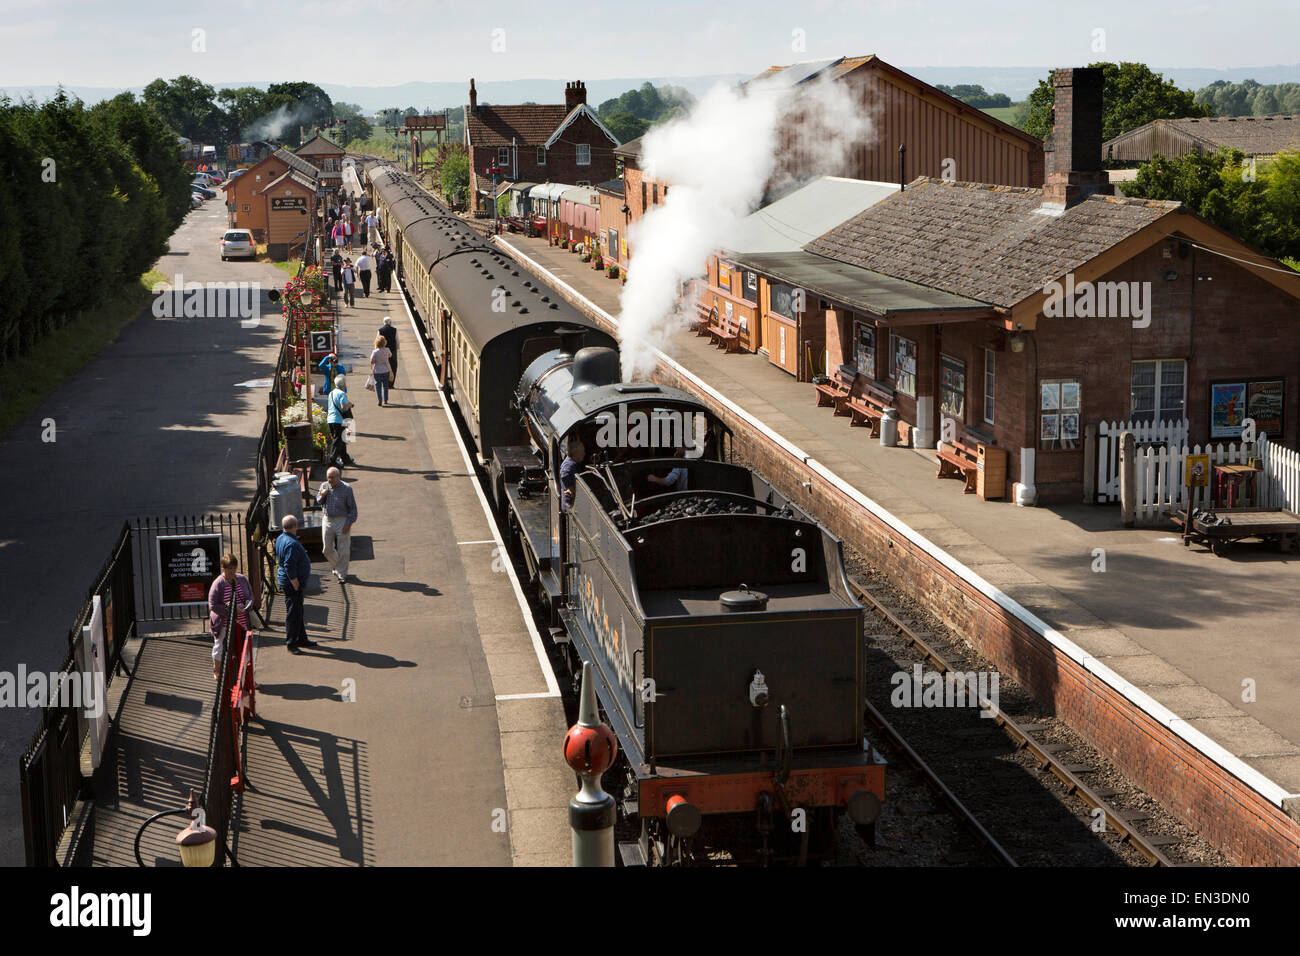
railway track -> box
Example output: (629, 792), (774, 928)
(848, 576), (1185, 867)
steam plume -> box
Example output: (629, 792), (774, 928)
(616, 71), (874, 380)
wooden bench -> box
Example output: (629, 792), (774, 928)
(936, 434), (981, 494)
(691, 301), (713, 336)
(709, 314), (742, 353)
(845, 375), (895, 436)
(814, 364), (856, 414)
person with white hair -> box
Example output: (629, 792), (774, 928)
(317, 466), (358, 582)
(327, 373), (356, 467)
(275, 515), (316, 653)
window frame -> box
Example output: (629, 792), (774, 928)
(576, 143), (591, 166)
(1130, 359), (1187, 423)
(853, 320), (875, 379)
(536, 146), (546, 165)
(983, 349), (996, 425)
(496, 146), (509, 166)
(1039, 377), (1082, 451)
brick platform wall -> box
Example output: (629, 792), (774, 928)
(502, 236), (1300, 866)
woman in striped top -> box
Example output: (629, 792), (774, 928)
(208, 553), (255, 680)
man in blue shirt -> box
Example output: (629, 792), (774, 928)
(275, 515), (316, 653)
(318, 353), (347, 393)
(316, 466), (359, 582)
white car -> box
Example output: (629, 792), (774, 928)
(221, 229), (256, 261)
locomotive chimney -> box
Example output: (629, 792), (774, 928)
(1041, 67), (1112, 211)
(556, 326), (586, 357)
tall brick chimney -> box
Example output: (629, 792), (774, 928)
(1041, 67), (1113, 210)
(565, 81), (587, 110)
(469, 78), (478, 114)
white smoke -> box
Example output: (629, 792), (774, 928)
(243, 103), (314, 142)
(616, 71), (874, 380)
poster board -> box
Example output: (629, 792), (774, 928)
(78, 595), (109, 770)
(156, 534), (223, 607)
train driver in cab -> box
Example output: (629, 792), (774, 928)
(646, 446), (689, 493)
(560, 438), (586, 511)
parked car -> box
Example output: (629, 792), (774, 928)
(191, 193), (204, 210)
(227, 169), (247, 180)
(191, 183), (216, 200)
(204, 169), (225, 183)
(220, 229), (256, 261)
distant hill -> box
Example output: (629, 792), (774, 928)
(906, 64), (1300, 102)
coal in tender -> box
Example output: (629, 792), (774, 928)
(617, 494), (794, 529)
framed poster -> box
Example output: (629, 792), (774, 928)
(1210, 382), (1247, 439)
(157, 534), (224, 607)
(1040, 382), (1060, 411)
(1041, 415), (1060, 441)
(1039, 378), (1080, 450)
(1061, 413), (1080, 442)
(1246, 379), (1284, 438)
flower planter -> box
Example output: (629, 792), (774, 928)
(606, 266), (620, 279)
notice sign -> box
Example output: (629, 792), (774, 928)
(271, 196), (307, 211)
(310, 329), (335, 355)
(1186, 454), (1210, 488)
(157, 534), (223, 606)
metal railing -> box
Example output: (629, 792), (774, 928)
(19, 522), (136, 866)
(130, 515), (252, 622)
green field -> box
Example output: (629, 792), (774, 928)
(981, 104), (1023, 125)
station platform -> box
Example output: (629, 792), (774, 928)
(496, 232), (1300, 808)
(232, 281), (572, 866)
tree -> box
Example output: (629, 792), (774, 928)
(1122, 147), (1300, 261)
(331, 102), (372, 146)
(217, 86), (270, 142)
(937, 84), (1012, 108)
(1019, 62), (1211, 143)
(602, 110), (647, 144)
(438, 143), (469, 204)
(261, 82), (332, 146)
(142, 75), (225, 144)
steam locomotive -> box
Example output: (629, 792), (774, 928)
(364, 160), (885, 865)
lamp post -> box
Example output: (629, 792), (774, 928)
(563, 662), (618, 866)
(133, 788), (237, 867)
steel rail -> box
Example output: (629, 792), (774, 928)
(850, 578), (1176, 867)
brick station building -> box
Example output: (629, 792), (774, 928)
(465, 79), (620, 215)
(728, 68), (1300, 503)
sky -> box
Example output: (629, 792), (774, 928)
(3, 0), (1296, 88)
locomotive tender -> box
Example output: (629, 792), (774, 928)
(364, 160), (885, 864)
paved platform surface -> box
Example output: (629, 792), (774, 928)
(0, 201), (285, 866)
(233, 278), (571, 866)
(499, 232), (1300, 796)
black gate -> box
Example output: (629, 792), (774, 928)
(131, 514), (252, 622)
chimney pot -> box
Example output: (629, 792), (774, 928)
(565, 80), (587, 110)
(469, 78), (478, 114)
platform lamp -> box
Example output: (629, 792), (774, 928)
(132, 788), (235, 867)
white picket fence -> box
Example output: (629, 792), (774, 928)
(1096, 418), (1189, 502)
(1130, 435), (1300, 524)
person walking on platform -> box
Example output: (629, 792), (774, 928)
(377, 248), (395, 293)
(365, 210), (379, 246)
(330, 249), (343, 294)
(327, 373), (356, 468)
(208, 553), (255, 679)
(341, 259), (356, 307)
(344, 217), (354, 250)
(370, 334), (393, 406)
(356, 249), (374, 297)
(317, 467), (358, 582)
(275, 516), (316, 654)
(331, 219), (345, 250)
(378, 316), (399, 386)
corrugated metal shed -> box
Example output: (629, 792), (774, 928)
(1104, 114), (1300, 161)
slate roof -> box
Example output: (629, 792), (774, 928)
(721, 176), (898, 254)
(466, 104), (570, 148)
(272, 147), (320, 180)
(261, 168), (317, 193)
(613, 135), (643, 160)
(1104, 114), (1300, 159)
(803, 177), (1181, 309)
(296, 133), (344, 156)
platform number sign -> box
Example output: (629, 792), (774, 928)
(310, 329), (335, 355)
